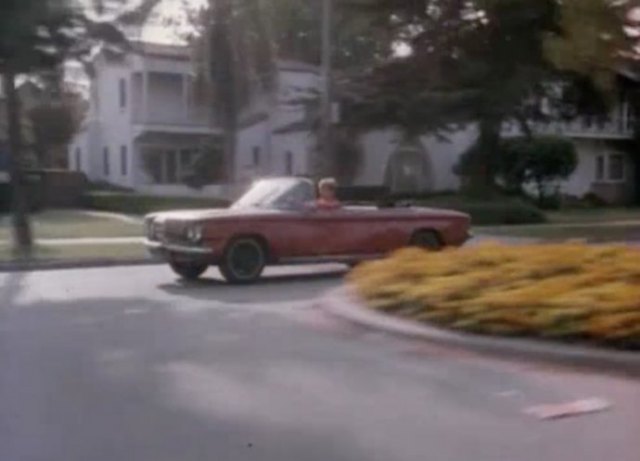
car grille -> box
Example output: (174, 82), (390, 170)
(164, 220), (190, 245)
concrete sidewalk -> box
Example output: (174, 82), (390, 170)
(79, 210), (143, 224)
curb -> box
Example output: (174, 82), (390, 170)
(0, 258), (163, 273)
(317, 286), (640, 378)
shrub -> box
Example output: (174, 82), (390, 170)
(84, 192), (230, 215)
(349, 243), (640, 349)
(416, 195), (546, 225)
(499, 136), (577, 203)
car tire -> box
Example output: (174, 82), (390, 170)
(170, 261), (208, 281)
(409, 230), (441, 250)
(219, 237), (267, 284)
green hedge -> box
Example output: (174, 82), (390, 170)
(0, 175), (45, 213)
(415, 195), (547, 225)
(84, 192), (230, 215)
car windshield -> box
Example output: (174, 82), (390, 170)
(231, 178), (315, 210)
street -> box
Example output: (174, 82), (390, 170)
(0, 265), (638, 461)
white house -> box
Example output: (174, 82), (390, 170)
(69, 41), (637, 204)
(235, 59), (323, 183)
(69, 42), (227, 196)
(68, 43), (323, 199)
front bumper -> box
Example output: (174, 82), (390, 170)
(144, 239), (215, 262)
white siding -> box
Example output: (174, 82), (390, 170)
(236, 120), (269, 182)
(355, 127), (476, 192)
(560, 140), (599, 197)
(272, 132), (314, 176)
(145, 73), (184, 124)
(95, 60), (134, 188)
(273, 69), (320, 132)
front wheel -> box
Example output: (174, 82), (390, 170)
(409, 230), (441, 250)
(219, 237), (267, 284)
(170, 261), (208, 281)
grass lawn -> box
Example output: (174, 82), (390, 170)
(477, 223), (640, 243)
(477, 207), (640, 243)
(0, 242), (148, 262)
(546, 208), (640, 224)
(0, 210), (142, 241)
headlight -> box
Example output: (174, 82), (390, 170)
(144, 218), (155, 239)
(187, 224), (204, 243)
(145, 219), (164, 241)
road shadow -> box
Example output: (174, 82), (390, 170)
(157, 266), (348, 305)
(0, 292), (370, 461)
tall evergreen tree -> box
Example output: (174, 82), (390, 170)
(0, 0), (159, 254)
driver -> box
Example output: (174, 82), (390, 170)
(316, 177), (341, 210)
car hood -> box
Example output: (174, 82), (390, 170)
(145, 207), (279, 223)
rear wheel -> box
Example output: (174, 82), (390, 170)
(219, 237), (267, 284)
(170, 261), (208, 281)
(409, 230), (441, 250)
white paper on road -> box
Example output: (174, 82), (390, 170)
(524, 398), (612, 420)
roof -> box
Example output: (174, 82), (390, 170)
(109, 41), (321, 72)
(273, 119), (315, 134)
(130, 41), (191, 60)
(276, 59), (320, 74)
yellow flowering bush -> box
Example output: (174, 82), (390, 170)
(348, 243), (640, 348)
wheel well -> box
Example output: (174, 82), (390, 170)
(226, 234), (271, 261)
(410, 228), (442, 245)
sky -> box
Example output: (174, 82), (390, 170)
(139, 0), (203, 44)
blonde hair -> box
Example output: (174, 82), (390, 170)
(318, 177), (338, 190)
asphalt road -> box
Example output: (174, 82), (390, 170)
(0, 265), (638, 461)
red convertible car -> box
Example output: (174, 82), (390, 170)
(144, 177), (471, 283)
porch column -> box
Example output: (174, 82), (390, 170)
(182, 73), (189, 120)
(142, 70), (149, 122)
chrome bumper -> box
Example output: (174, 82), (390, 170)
(144, 239), (214, 258)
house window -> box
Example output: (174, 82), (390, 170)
(596, 155), (605, 181)
(120, 145), (128, 176)
(608, 154), (625, 181)
(179, 149), (195, 177)
(103, 147), (110, 176)
(144, 149), (163, 184)
(144, 149), (202, 185)
(285, 151), (293, 175)
(75, 147), (81, 171)
(119, 78), (127, 109)
(165, 150), (179, 184)
(252, 146), (260, 166)
(596, 153), (626, 183)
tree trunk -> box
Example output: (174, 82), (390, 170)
(469, 118), (501, 192)
(209, 0), (237, 183)
(3, 71), (33, 255)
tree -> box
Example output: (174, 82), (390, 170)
(343, 0), (640, 192)
(344, 0), (562, 191)
(189, 0), (276, 182)
(182, 0), (387, 183)
(545, 0), (633, 98)
(0, 0), (159, 254)
(28, 88), (86, 168)
(266, 0), (389, 69)
(498, 136), (577, 205)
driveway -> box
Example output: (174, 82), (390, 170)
(0, 265), (638, 461)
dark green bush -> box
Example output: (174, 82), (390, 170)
(84, 192), (230, 215)
(415, 195), (547, 225)
(499, 136), (577, 201)
(0, 174), (44, 213)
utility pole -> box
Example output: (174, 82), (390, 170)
(318, 0), (333, 178)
